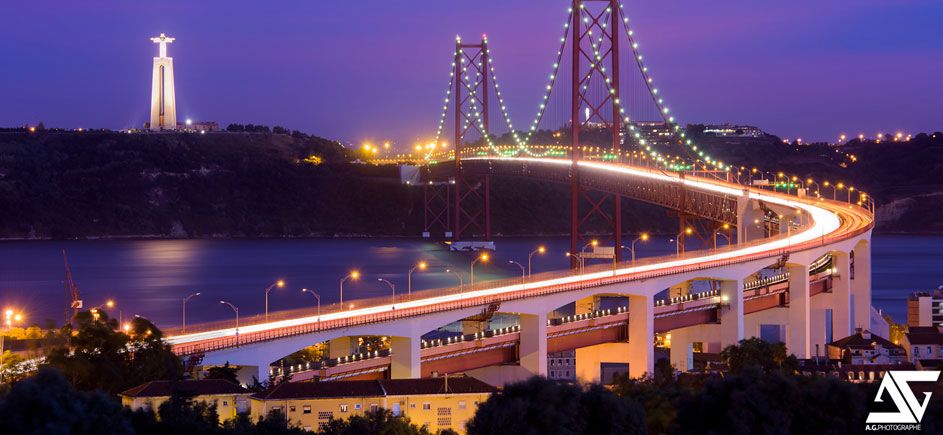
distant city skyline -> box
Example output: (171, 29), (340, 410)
(1, 0), (940, 145)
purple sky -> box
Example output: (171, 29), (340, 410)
(1, 1), (941, 145)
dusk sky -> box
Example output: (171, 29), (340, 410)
(2, 0), (941, 145)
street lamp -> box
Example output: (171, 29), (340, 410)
(566, 252), (585, 274)
(624, 233), (649, 265)
(444, 269), (464, 289)
(182, 291), (201, 333)
(377, 278), (396, 307)
(676, 228), (693, 256)
(219, 300), (239, 345)
(581, 240), (598, 256)
(508, 260), (526, 286)
(470, 253), (489, 286)
(264, 280), (286, 322)
(527, 246), (546, 276)
(408, 261), (427, 299)
(340, 271), (360, 306)
(301, 288), (320, 323)
(1, 309), (24, 382)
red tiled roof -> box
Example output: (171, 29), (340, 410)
(829, 330), (902, 350)
(120, 379), (249, 398)
(252, 377), (496, 400)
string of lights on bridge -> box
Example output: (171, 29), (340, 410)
(364, 2), (873, 207)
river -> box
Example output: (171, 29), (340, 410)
(0, 236), (939, 329)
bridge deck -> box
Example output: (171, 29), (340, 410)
(167, 159), (872, 357)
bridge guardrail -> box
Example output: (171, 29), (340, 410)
(169, 163), (872, 355)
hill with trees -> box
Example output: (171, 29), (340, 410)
(0, 127), (940, 239)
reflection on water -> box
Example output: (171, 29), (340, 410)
(0, 236), (938, 329)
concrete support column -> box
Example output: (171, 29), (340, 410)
(787, 263), (811, 358)
(390, 336), (421, 379)
(328, 337), (358, 359)
(669, 282), (691, 300)
(461, 320), (484, 336)
(831, 251), (852, 339)
(851, 242), (872, 330)
(720, 279), (744, 348)
(669, 328), (694, 372)
(574, 296), (599, 315)
(519, 312), (547, 376)
(628, 294), (654, 378)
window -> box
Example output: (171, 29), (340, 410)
(222, 400), (228, 407)
(437, 417), (453, 428)
(355, 404), (362, 410)
(370, 404), (379, 412)
(303, 406), (312, 414)
(458, 401), (467, 409)
(289, 405), (296, 413)
(318, 411), (333, 421)
(410, 403), (416, 409)
(437, 407), (452, 416)
(340, 404), (349, 413)
(422, 403), (432, 410)
(272, 406), (282, 411)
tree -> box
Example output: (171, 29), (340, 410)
(0, 368), (133, 434)
(44, 310), (182, 394)
(676, 369), (867, 435)
(467, 376), (645, 435)
(720, 337), (798, 375)
(205, 362), (240, 384)
(226, 124), (245, 132)
(320, 408), (433, 435)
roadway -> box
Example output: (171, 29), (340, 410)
(166, 155), (873, 359)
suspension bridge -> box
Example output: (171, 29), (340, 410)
(166, 0), (874, 385)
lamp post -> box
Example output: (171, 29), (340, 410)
(566, 252), (585, 274)
(527, 246), (546, 277)
(264, 280), (286, 322)
(340, 271), (360, 306)
(377, 278), (396, 308)
(444, 269), (464, 289)
(676, 228), (693, 256)
(627, 233), (649, 265)
(301, 288), (320, 323)
(408, 261), (427, 299)
(182, 292), (201, 333)
(219, 300), (239, 345)
(470, 253), (490, 286)
(508, 260), (525, 287)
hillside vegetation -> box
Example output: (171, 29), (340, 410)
(0, 129), (939, 239)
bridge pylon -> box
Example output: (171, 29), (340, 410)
(451, 35), (493, 245)
(569, 0), (624, 267)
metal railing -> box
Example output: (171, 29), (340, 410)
(169, 161), (873, 356)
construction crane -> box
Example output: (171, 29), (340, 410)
(62, 250), (82, 325)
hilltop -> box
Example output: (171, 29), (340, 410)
(0, 128), (940, 239)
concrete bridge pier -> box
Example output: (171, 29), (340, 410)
(830, 251), (852, 338)
(518, 312), (547, 377)
(627, 294), (654, 378)
(720, 279), (745, 347)
(787, 263), (811, 358)
(328, 337), (359, 359)
(851, 240), (871, 330)
(574, 295), (600, 315)
(390, 336), (421, 379)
